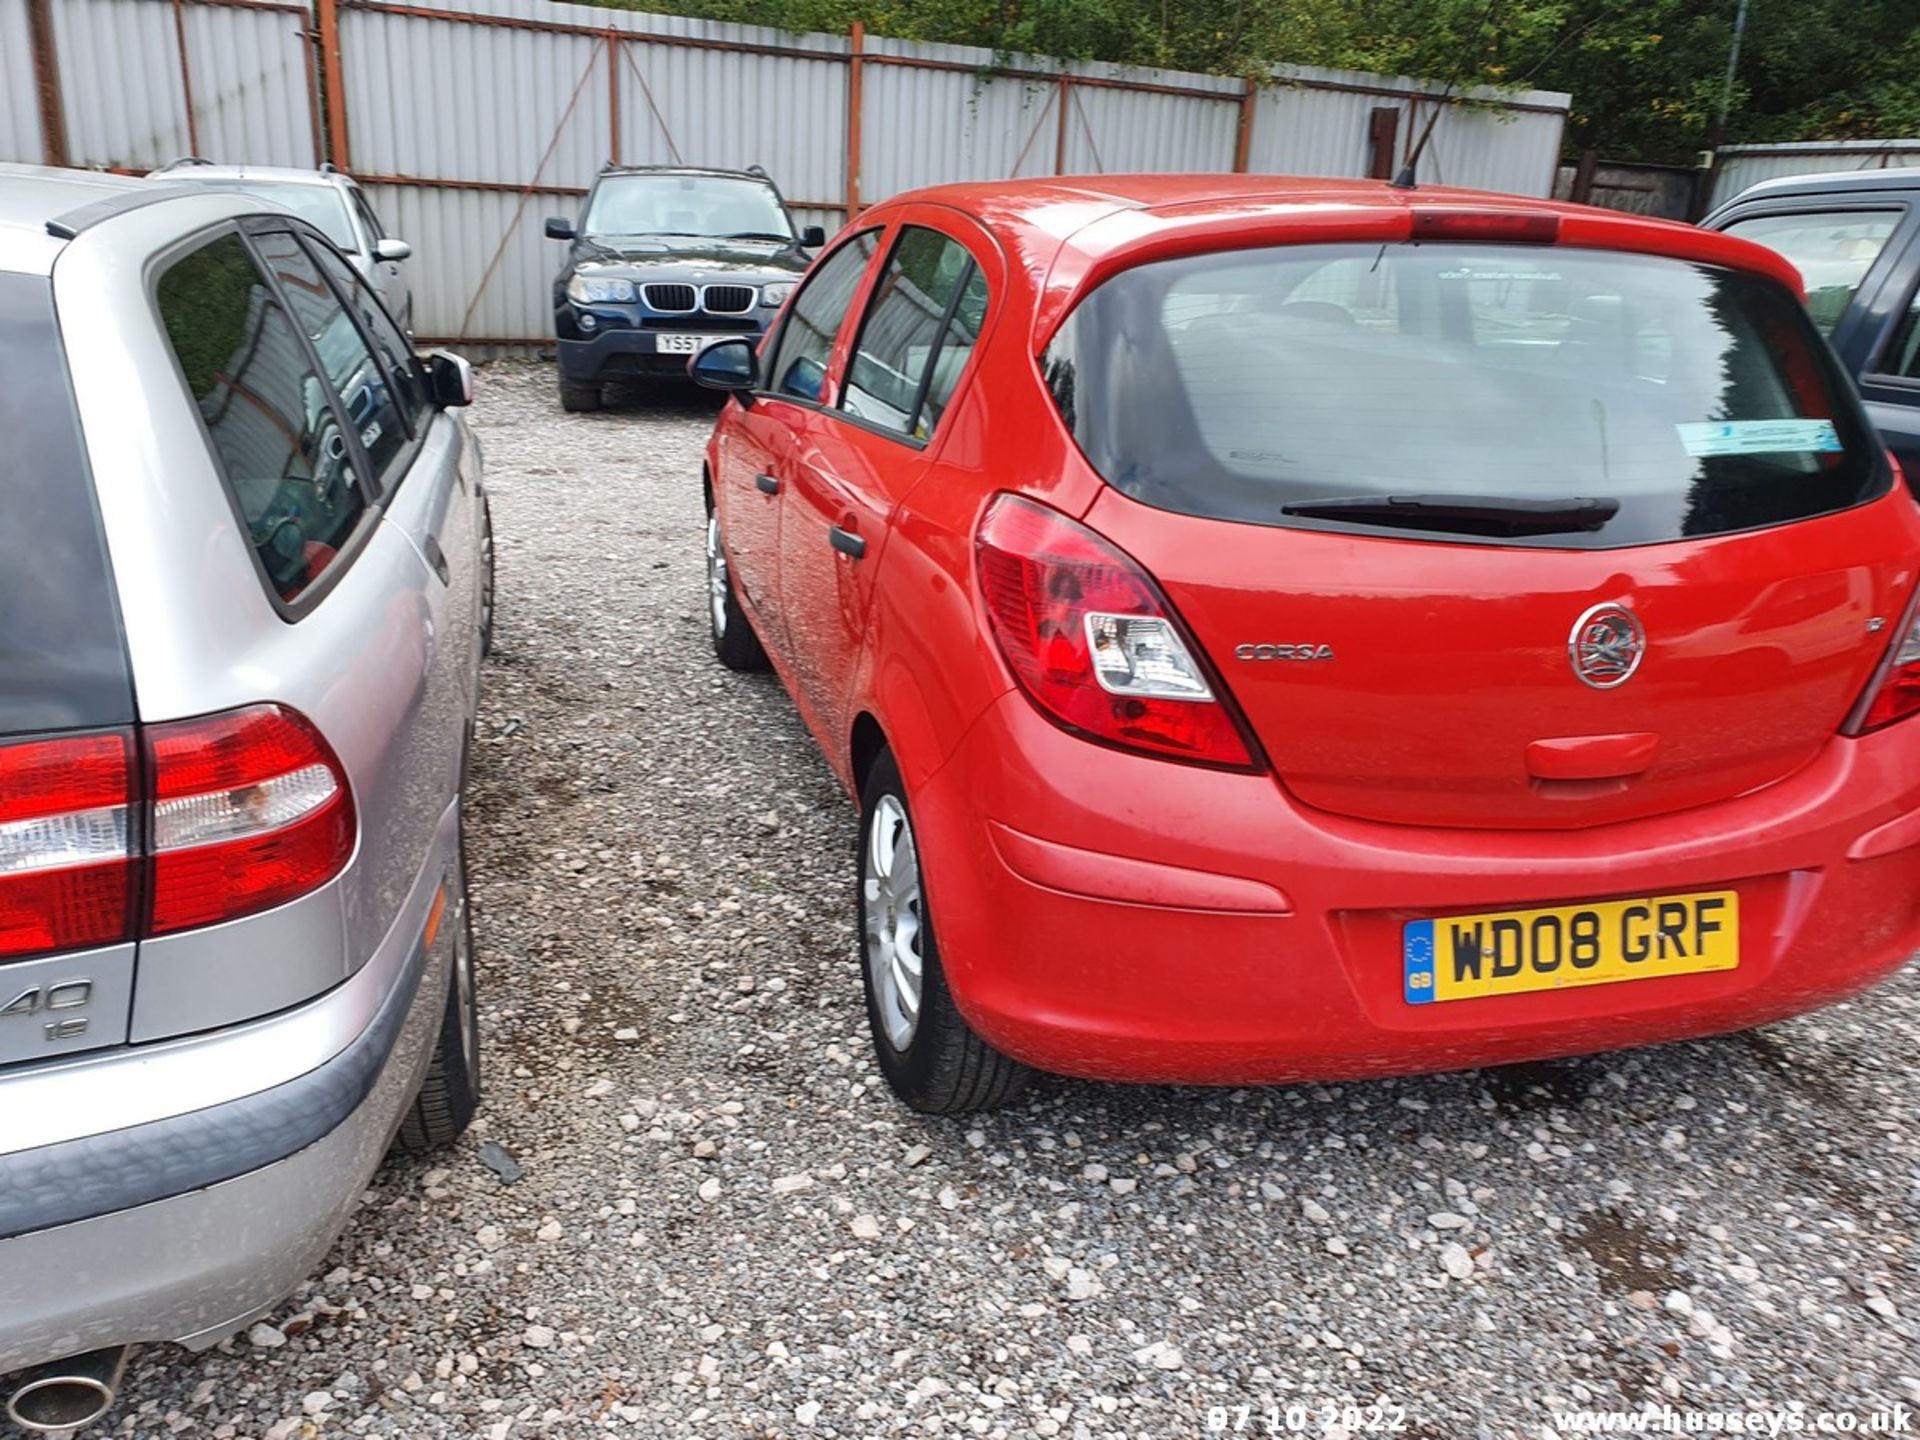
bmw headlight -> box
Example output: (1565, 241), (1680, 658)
(760, 282), (796, 308)
(567, 274), (637, 305)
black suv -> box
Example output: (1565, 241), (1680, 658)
(545, 164), (825, 411)
(1704, 169), (1920, 476)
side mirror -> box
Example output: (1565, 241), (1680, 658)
(800, 224), (827, 248)
(374, 237), (412, 262)
(688, 338), (758, 392)
(423, 349), (474, 408)
(544, 216), (576, 241)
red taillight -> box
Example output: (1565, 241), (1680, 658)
(1852, 597), (1920, 734)
(1846, 459), (1920, 733)
(1410, 209), (1561, 245)
(0, 731), (134, 958)
(145, 705), (355, 934)
(975, 494), (1261, 770)
(0, 705), (353, 961)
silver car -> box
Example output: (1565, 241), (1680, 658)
(0, 164), (490, 1431)
(145, 159), (416, 332)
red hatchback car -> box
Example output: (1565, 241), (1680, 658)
(690, 175), (1920, 1113)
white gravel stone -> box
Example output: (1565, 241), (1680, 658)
(1132, 1340), (1183, 1370)
(1441, 1243), (1475, 1280)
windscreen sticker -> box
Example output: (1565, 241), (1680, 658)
(1676, 419), (1843, 457)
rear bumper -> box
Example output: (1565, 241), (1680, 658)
(0, 817), (456, 1376)
(554, 323), (763, 381)
(912, 692), (1920, 1084)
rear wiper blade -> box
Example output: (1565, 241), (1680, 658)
(1280, 493), (1620, 537)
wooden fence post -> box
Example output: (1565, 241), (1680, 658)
(316, 0), (351, 168)
(1234, 78), (1257, 172)
(25, 0), (68, 167)
(846, 21), (864, 217)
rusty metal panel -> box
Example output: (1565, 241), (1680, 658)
(359, 179), (553, 342)
(1057, 74), (1241, 175)
(343, 0), (854, 342)
(341, 0), (1570, 343)
(614, 37), (845, 208)
(860, 54), (1060, 195)
(178, 1), (318, 165)
(49, 0), (193, 168)
(860, 36), (1243, 192)
(31, 0), (311, 171)
(1711, 141), (1920, 209)
(0, 0), (43, 163)
(1250, 65), (1568, 198)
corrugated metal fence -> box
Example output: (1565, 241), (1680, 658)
(1708, 140), (1920, 210)
(2, 0), (1570, 345)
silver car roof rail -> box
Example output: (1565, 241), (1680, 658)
(45, 189), (184, 241)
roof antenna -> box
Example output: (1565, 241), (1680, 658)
(1390, 0), (1502, 190)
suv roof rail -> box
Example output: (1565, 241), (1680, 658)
(153, 155), (214, 172)
(745, 164), (769, 178)
(45, 187), (185, 241)
(319, 161), (342, 174)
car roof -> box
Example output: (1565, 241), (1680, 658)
(0, 163), (151, 276)
(595, 165), (777, 183)
(858, 173), (1805, 342)
(147, 162), (346, 187)
(1718, 167), (1920, 206)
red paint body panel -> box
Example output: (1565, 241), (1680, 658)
(1088, 483), (1920, 829)
(706, 174), (1920, 1086)
(912, 692), (1920, 1082)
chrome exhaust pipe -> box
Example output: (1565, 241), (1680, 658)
(5, 1346), (130, 1432)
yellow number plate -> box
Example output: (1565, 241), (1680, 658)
(1403, 891), (1739, 1005)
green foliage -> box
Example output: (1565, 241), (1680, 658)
(156, 234), (259, 401)
(576, 0), (1920, 162)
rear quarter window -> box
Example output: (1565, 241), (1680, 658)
(1044, 242), (1887, 548)
(157, 231), (372, 603)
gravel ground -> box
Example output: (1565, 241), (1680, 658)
(96, 362), (1920, 1440)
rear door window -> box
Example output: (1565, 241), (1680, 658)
(764, 230), (879, 403)
(922, 267), (988, 433)
(840, 226), (981, 439)
(1044, 242), (1885, 548)
(1719, 209), (1901, 334)
(250, 231), (410, 485)
(157, 230), (371, 602)
(303, 235), (430, 441)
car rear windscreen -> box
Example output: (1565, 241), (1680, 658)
(1042, 243), (1888, 547)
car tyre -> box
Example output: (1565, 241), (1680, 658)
(706, 495), (768, 671)
(858, 748), (1031, 1113)
(396, 835), (482, 1152)
(557, 375), (603, 413)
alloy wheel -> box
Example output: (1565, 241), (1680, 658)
(863, 794), (925, 1049)
(706, 514), (729, 638)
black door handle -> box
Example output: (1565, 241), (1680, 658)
(829, 525), (866, 559)
(754, 473), (780, 495)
